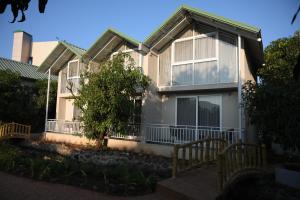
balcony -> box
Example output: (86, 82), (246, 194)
(46, 119), (83, 135)
(45, 120), (243, 145)
(60, 78), (80, 95)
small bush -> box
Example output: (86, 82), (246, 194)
(0, 143), (156, 196)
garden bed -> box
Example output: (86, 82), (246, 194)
(0, 141), (172, 196)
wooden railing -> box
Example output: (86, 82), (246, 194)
(172, 138), (227, 177)
(0, 122), (31, 139)
(217, 142), (266, 190)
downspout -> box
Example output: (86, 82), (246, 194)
(237, 34), (243, 142)
(45, 67), (51, 131)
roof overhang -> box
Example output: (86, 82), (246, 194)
(144, 5), (263, 74)
(38, 41), (85, 75)
(84, 28), (147, 63)
(144, 5), (262, 51)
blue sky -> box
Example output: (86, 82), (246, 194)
(0, 0), (299, 59)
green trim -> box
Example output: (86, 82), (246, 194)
(183, 5), (260, 32)
(108, 28), (140, 46)
(14, 29), (24, 33)
(60, 40), (86, 58)
(144, 6), (183, 44)
(86, 28), (140, 55)
(38, 41), (86, 73)
(144, 5), (260, 44)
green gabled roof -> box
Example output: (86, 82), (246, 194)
(144, 5), (261, 45)
(60, 40), (86, 58)
(86, 28), (140, 56)
(38, 40), (86, 73)
(108, 28), (140, 46)
(0, 57), (57, 80)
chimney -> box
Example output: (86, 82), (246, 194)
(12, 30), (33, 64)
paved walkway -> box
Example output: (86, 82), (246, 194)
(0, 172), (164, 200)
(157, 165), (219, 200)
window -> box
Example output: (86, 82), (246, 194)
(73, 105), (82, 121)
(198, 96), (221, 127)
(60, 60), (83, 94)
(129, 97), (142, 124)
(67, 60), (80, 79)
(177, 97), (197, 126)
(219, 32), (237, 83)
(111, 44), (140, 67)
(176, 95), (221, 128)
(158, 24), (238, 87)
(172, 31), (217, 86)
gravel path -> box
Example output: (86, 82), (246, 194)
(0, 172), (164, 200)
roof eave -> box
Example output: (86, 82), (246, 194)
(85, 28), (141, 61)
(144, 5), (261, 48)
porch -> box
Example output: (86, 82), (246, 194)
(45, 119), (243, 145)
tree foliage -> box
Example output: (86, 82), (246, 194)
(0, 69), (57, 132)
(243, 31), (300, 150)
(73, 53), (150, 145)
(0, 0), (48, 23)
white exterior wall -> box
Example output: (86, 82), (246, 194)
(12, 31), (32, 63)
(31, 41), (58, 66)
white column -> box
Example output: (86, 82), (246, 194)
(237, 34), (243, 141)
(45, 68), (51, 131)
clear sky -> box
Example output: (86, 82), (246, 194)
(0, 0), (299, 59)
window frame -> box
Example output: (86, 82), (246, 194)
(175, 95), (222, 129)
(170, 30), (219, 86)
(110, 45), (142, 68)
(67, 59), (80, 80)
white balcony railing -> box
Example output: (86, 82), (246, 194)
(45, 119), (83, 135)
(144, 124), (243, 145)
(60, 78), (80, 94)
(45, 120), (243, 145)
(110, 124), (141, 140)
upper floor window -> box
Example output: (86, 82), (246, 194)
(67, 60), (80, 79)
(159, 24), (237, 87)
(60, 60), (84, 94)
(171, 32), (217, 86)
(111, 43), (140, 68)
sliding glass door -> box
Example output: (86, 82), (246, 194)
(176, 97), (197, 126)
(176, 95), (221, 128)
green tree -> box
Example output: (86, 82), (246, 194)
(32, 79), (57, 132)
(0, 0), (48, 23)
(0, 69), (57, 132)
(243, 31), (300, 151)
(73, 53), (150, 147)
(0, 70), (24, 122)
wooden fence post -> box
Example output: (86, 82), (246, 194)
(261, 144), (267, 168)
(217, 154), (224, 191)
(172, 145), (179, 178)
(189, 145), (193, 168)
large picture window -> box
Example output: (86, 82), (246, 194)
(176, 95), (221, 128)
(172, 32), (217, 86)
(159, 25), (237, 87)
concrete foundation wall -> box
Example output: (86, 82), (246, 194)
(43, 132), (173, 157)
(43, 132), (97, 146)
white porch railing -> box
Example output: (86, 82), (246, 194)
(45, 120), (243, 145)
(45, 119), (83, 135)
(144, 124), (243, 145)
(110, 124), (141, 140)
